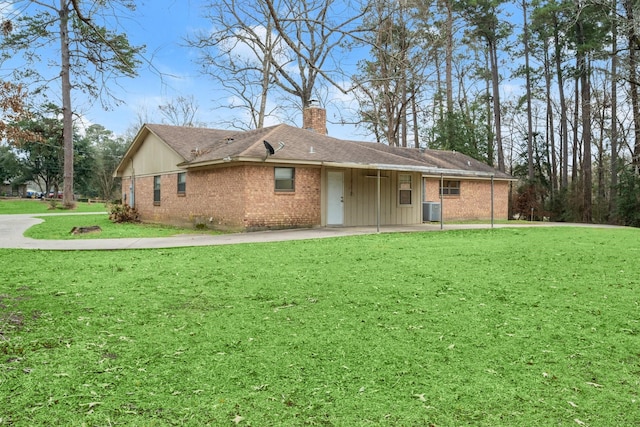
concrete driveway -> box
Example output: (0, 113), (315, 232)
(0, 212), (624, 251)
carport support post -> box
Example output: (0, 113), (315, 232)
(376, 169), (381, 233)
(439, 173), (444, 230)
(491, 175), (494, 228)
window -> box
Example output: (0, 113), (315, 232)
(398, 174), (412, 205)
(440, 180), (460, 196)
(153, 175), (161, 205)
(275, 167), (295, 192)
(177, 172), (186, 195)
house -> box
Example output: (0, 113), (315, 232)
(1, 181), (27, 198)
(113, 107), (515, 231)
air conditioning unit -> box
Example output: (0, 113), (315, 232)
(422, 202), (441, 222)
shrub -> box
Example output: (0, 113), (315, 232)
(616, 167), (640, 227)
(108, 203), (140, 223)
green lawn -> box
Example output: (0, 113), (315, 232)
(23, 214), (219, 239)
(1, 200), (219, 239)
(1, 227), (639, 426)
(0, 199), (107, 215)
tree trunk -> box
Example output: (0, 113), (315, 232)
(485, 51), (494, 167)
(401, 71), (408, 147)
(445, 0), (454, 114)
(624, 0), (640, 169)
(544, 39), (558, 195)
(597, 94), (606, 205)
(258, 22), (274, 129)
(553, 16), (569, 189)
(489, 43), (505, 172)
(60, 0), (74, 208)
(412, 90), (420, 148)
(573, 74), (580, 183)
(523, 0), (534, 181)
(489, 39), (505, 172)
(609, 0), (618, 221)
(576, 7), (592, 221)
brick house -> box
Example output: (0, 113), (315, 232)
(113, 107), (515, 231)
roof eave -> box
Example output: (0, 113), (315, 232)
(322, 161), (514, 180)
(113, 124), (189, 177)
(179, 157), (514, 180)
(113, 126), (150, 177)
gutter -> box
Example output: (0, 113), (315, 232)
(321, 161), (515, 181)
(180, 157), (515, 181)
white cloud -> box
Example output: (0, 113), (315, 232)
(0, 2), (18, 20)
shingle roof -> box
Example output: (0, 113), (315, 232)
(139, 123), (513, 180)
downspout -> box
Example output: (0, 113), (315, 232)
(130, 158), (135, 208)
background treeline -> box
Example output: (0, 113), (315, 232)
(187, 0), (640, 226)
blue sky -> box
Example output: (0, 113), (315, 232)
(79, 0), (364, 140)
(86, 1), (225, 135)
(1, 1), (527, 144)
(0, 0), (363, 140)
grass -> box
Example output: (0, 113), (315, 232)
(446, 219), (529, 225)
(1, 227), (639, 426)
(0, 199), (107, 215)
(22, 214), (219, 240)
(2, 200), (220, 239)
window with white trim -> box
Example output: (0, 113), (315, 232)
(440, 180), (460, 196)
(398, 174), (412, 205)
(275, 167), (295, 192)
(153, 175), (161, 205)
(177, 172), (186, 194)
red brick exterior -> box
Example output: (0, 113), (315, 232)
(424, 178), (510, 220)
(303, 107), (327, 134)
(122, 165), (321, 231)
(121, 167), (509, 230)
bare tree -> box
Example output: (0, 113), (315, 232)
(610, 0), (619, 221)
(351, 0), (430, 146)
(623, 0), (640, 169)
(158, 96), (203, 127)
(190, 0), (365, 129)
(188, 0), (286, 129)
(457, 0), (512, 172)
(522, 0), (535, 181)
(263, 0), (367, 115)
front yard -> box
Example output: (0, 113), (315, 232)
(1, 227), (639, 425)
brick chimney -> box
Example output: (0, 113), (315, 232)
(303, 104), (327, 135)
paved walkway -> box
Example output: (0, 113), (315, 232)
(0, 212), (624, 251)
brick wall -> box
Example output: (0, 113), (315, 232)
(121, 169), (507, 229)
(241, 166), (321, 230)
(302, 107), (327, 135)
(424, 178), (510, 220)
(121, 164), (321, 231)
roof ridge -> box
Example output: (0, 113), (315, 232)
(353, 141), (427, 166)
(145, 123), (227, 132)
(236, 124), (288, 157)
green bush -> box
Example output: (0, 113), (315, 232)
(616, 167), (640, 227)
